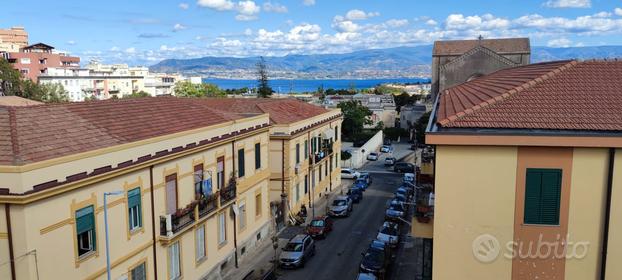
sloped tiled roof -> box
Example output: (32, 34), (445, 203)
(0, 97), (258, 165)
(0, 96), (43, 107)
(433, 38), (530, 56)
(437, 60), (622, 131)
(198, 98), (330, 124)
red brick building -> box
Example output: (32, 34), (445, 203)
(6, 43), (80, 82)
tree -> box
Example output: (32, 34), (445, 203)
(123, 90), (150, 98)
(0, 58), (22, 96)
(340, 150), (352, 161)
(337, 100), (373, 141)
(383, 127), (408, 141)
(174, 81), (224, 97)
(317, 85), (326, 103)
(20, 80), (68, 103)
(256, 57), (273, 98)
(414, 111), (431, 144)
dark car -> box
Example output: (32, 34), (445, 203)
(385, 200), (406, 221)
(306, 216), (334, 239)
(359, 245), (389, 278)
(370, 239), (395, 262)
(354, 178), (369, 191)
(348, 187), (363, 203)
(393, 193), (408, 203)
(396, 187), (412, 200)
(359, 172), (373, 185)
(394, 162), (415, 173)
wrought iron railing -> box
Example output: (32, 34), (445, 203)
(198, 193), (219, 218)
(160, 206), (196, 236)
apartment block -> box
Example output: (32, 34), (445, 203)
(0, 97), (274, 280)
(6, 43), (80, 82)
(426, 60), (622, 280)
(0, 26), (28, 53)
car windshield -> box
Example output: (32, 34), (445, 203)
(310, 220), (325, 227)
(283, 242), (303, 252)
(380, 226), (398, 236)
(389, 204), (403, 211)
(356, 179), (366, 184)
(364, 249), (384, 263)
(332, 200), (346, 206)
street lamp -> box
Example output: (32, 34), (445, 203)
(103, 191), (124, 280)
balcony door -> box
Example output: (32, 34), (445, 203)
(165, 174), (178, 215)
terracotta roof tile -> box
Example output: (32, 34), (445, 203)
(433, 38), (530, 56)
(0, 97), (258, 165)
(437, 60), (622, 131)
(196, 98), (330, 124)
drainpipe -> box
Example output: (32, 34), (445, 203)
(600, 148), (616, 280)
(231, 140), (238, 268)
(149, 166), (158, 280)
(5, 204), (15, 280)
(281, 139), (289, 225)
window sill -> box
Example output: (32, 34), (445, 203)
(195, 256), (208, 267)
(522, 223), (560, 227)
(75, 250), (98, 267)
(218, 241), (228, 249)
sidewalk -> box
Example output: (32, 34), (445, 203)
(222, 181), (350, 280)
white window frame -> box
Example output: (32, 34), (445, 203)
(218, 212), (226, 245)
(196, 225), (206, 261)
(20, 58), (30, 64)
(168, 242), (181, 280)
(129, 203), (141, 231)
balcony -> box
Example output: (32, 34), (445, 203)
(312, 142), (334, 164)
(160, 203), (196, 236)
(198, 193), (219, 218)
(220, 184), (236, 205)
(414, 185), (434, 224)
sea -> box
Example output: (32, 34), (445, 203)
(202, 78), (431, 93)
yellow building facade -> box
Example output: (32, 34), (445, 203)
(0, 97), (273, 280)
(426, 60), (622, 280)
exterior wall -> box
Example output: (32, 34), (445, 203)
(0, 205), (10, 280)
(433, 145), (517, 280)
(439, 50), (517, 92)
(0, 27), (27, 52)
(8, 52), (79, 82)
(0, 115), (271, 280)
(341, 130), (383, 169)
(605, 149), (622, 280)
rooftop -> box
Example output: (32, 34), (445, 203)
(0, 97), (262, 166)
(435, 60), (622, 131)
(0, 96), (43, 107)
(433, 37), (530, 56)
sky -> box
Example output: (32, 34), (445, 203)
(3, 0), (622, 65)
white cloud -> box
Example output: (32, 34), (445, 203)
(547, 38), (572, 47)
(543, 0), (591, 8)
(179, 3), (189, 9)
(302, 0), (315, 6)
(287, 24), (321, 41)
(211, 37), (243, 47)
(125, 47), (136, 54)
(235, 14), (258, 21)
(67, 40), (76, 45)
(332, 20), (359, 32)
(445, 14), (510, 31)
(173, 23), (187, 31)
(197, 0), (235, 10)
(615, 8), (622, 16)
(110, 46), (120, 51)
(344, 9), (379, 21)
(425, 19), (437, 26)
(237, 1), (260, 15)
(244, 28), (253, 36)
(385, 19), (409, 28)
(263, 2), (287, 13)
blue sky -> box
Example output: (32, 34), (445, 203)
(2, 0), (622, 65)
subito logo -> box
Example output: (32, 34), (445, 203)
(472, 234), (500, 263)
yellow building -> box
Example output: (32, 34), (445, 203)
(426, 60), (622, 280)
(0, 97), (273, 280)
(197, 98), (343, 225)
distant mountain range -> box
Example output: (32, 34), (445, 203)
(149, 45), (622, 79)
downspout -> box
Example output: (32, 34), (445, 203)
(281, 139), (289, 224)
(5, 204), (15, 280)
(231, 140), (238, 268)
(307, 132), (312, 208)
(149, 166), (158, 280)
(600, 148), (615, 280)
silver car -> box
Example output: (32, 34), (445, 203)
(328, 195), (353, 217)
(376, 221), (400, 247)
(279, 234), (316, 268)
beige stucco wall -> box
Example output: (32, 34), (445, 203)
(433, 145), (517, 280)
(605, 149), (622, 280)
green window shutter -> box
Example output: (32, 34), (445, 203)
(128, 188), (141, 209)
(76, 206), (95, 234)
(238, 148), (245, 177)
(304, 140), (309, 159)
(255, 143), (261, 169)
(524, 168), (562, 225)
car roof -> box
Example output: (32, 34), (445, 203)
(335, 195), (349, 200)
(290, 234), (309, 243)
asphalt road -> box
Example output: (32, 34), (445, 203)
(278, 172), (404, 280)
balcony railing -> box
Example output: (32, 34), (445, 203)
(312, 142), (334, 164)
(198, 193), (219, 218)
(220, 184), (236, 204)
(160, 204), (196, 236)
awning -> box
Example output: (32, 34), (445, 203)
(322, 129), (335, 139)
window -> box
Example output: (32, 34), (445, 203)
(76, 206), (96, 258)
(255, 193), (262, 217)
(20, 69), (29, 74)
(295, 183), (300, 202)
(20, 58), (30, 64)
(194, 164), (204, 199)
(238, 148), (245, 178)
(217, 157), (225, 189)
(325, 162), (328, 177)
(165, 174), (178, 215)
(196, 225), (206, 262)
(304, 175), (308, 194)
(218, 212), (227, 245)
(296, 143), (300, 164)
(255, 143), (261, 170)
(239, 202), (247, 230)
(319, 165), (323, 181)
(130, 262), (146, 280)
(330, 155), (333, 172)
(304, 140), (309, 159)
(168, 242), (181, 280)
(128, 188), (142, 231)
(335, 126), (339, 141)
(524, 168), (562, 225)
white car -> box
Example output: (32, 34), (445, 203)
(380, 145), (391, 153)
(376, 221), (400, 247)
(403, 173), (415, 184)
(341, 168), (361, 179)
(367, 152), (379, 161)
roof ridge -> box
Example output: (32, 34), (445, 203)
(438, 60), (578, 126)
(439, 45), (518, 71)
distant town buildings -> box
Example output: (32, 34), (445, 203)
(399, 104), (427, 130)
(431, 37), (531, 99)
(0, 26), (27, 53)
(325, 93), (397, 128)
(5, 43), (80, 82)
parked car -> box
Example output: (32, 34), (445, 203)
(409, 144), (417, 150)
(370, 239), (395, 261)
(279, 234), (316, 268)
(384, 157), (396, 166)
(359, 244), (389, 278)
(243, 264), (277, 280)
(376, 221), (400, 248)
(328, 196), (353, 217)
(394, 162), (415, 173)
(359, 172), (373, 185)
(380, 145), (392, 153)
(393, 193), (408, 204)
(354, 178), (369, 191)
(367, 152), (379, 161)
(348, 187), (364, 203)
(383, 139), (392, 145)
(385, 200), (407, 221)
(306, 216), (334, 239)
(396, 187), (412, 200)
(403, 173), (415, 184)
(341, 168), (361, 179)
(356, 273), (378, 280)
